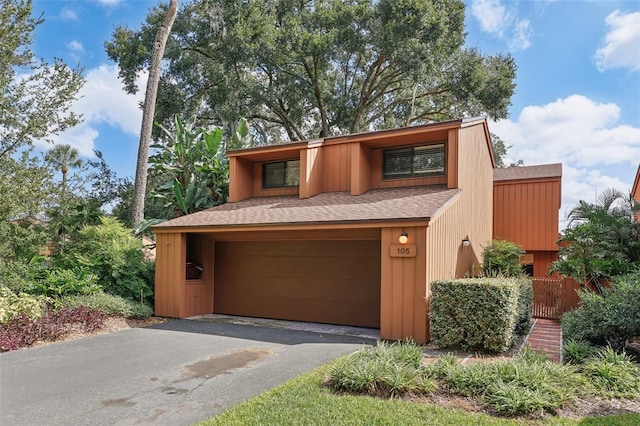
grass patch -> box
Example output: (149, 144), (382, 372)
(200, 362), (640, 426)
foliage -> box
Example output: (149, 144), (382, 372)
(329, 341), (435, 398)
(563, 339), (597, 365)
(32, 269), (102, 298)
(149, 115), (229, 218)
(482, 239), (525, 277)
(430, 277), (531, 352)
(429, 349), (581, 416)
(0, 306), (106, 352)
(106, 0), (516, 145)
(578, 346), (640, 398)
(551, 188), (640, 292)
(0, 287), (48, 324)
(0, 152), (53, 261)
(561, 271), (640, 349)
(45, 144), (82, 191)
(55, 217), (154, 304)
(62, 293), (153, 319)
(490, 133), (523, 168)
(0, 0), (84, 159)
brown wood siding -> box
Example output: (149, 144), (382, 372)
(454, 125), (494, 262)
(154, 233), (187, 318)
(319, 143), (351, 192)
(370, 148), (447, 189)
(229, 157), (254, 202)
(351, 142), (373, 195)
(493, 179), (561, 251)
(380, 226), (428, 342)
(530, 250), (559, 278)
(214, 240), (381, 328)
(185, 234), (214, 316)
(252, 163), (299, 197)
(300, 147), (322, 198)
(446, 130), (458, 189)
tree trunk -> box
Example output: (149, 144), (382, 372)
(131, 0), (179, 228)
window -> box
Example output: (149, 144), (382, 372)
(263, 160), (300, 189)
(383, 144), (445, 179)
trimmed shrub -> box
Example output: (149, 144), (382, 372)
(62, 293), (152, 319)
(430, 277), (531, 353)
(514, 278), (533, 335)
(0, 287), (48, 324)
(482, 240), (524, 277)
(562, 271), (640, 349)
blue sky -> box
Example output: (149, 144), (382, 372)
(31, 0), (640, 226)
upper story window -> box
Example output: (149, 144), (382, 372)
(263, 159), (300, 189)
(383, 144), (445, 179)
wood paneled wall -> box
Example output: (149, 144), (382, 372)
(380, 226), (428, 343)
(320, 143), (351, 192)
(155, 233), (214, 318)
(493, 179), (561, 251)
(228, 157), (254, 202)
(454, 125), (494, 261)
(155, 232), (186, 317)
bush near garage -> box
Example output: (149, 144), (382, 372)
(562, 271), (640, 349)
(430, 277), (532, 353)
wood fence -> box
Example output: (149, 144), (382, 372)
(531, 277), (582, 319)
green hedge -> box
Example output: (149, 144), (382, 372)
(562, 271), (640, 349)
(430, 277), (532, 353)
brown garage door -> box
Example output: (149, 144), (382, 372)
(214, 240), (381, 328)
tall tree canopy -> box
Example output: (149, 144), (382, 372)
(0, 0), (84, 158)
(106, 0), (516, 144)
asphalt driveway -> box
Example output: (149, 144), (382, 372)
(0, 318), (377, 426)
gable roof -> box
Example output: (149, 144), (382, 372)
(155, 186), (461, 229)
(493, 163), (562, 182)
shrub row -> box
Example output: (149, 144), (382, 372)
(562, 271), (640, 349)
(430, 277), (532, 353)
(0, 307), (106, 352)
(328, 342), (640, 417)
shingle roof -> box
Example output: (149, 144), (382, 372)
(493, 163), (562, 182)
(155, 185), (461, 229)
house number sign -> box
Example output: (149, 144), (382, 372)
(389, 244), (417, 258)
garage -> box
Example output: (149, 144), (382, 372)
(214, 240), (381, 328)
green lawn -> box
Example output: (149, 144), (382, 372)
(198, 364), (640, 426)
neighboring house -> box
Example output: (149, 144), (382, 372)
(153, 117), (561, 343)
(493, 164), (562, 278)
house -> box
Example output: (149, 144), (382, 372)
(493, 163), (562, 278)
(153, 117), (561, 343)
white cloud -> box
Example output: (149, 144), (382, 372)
(59, 7), (79, 21)
(66, 40), (84, 53)
(39, 64), (146, 157)
(509, 19), (532, 51)
(595, 10), (640, 72)
(94, 0), (125, 7)
(470, 0), (532, 51)
(491, 94), (640, 227)
(471, 0), (511, 35)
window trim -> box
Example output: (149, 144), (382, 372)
(382, 143), (445, 180)
(262, 159), (300, 189)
